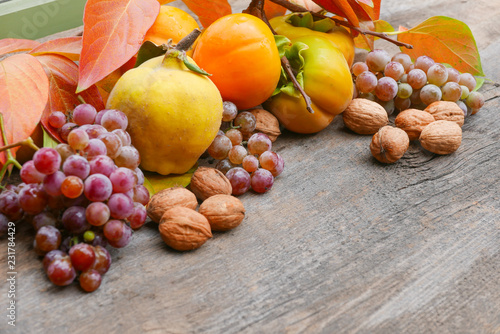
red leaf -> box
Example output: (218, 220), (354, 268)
(36, 54), (104, 142)
(0, 39), (41, 56)
(77, 0), (160, 93)
(29, 37), (83, 61)
(348, 0), (380, 21)
(313, 0), (359, 27)
(182, 0), (232, 28)
(0, 54), (49, 164)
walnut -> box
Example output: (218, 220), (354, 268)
(343, 98), (389, 135)
(370, 126), (410, 163)
(247, 108), (281, 142)
(159, 207), (212, 251)
(424, 101), (465, 127)
(198, 194), (245, 231)
(419, 120), (462, 155)
(189, 166), (232, 201)
(146, 187), (197, 223)
(395, 108), (435, 141)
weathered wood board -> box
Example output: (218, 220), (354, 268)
(1, 0), (499, 333)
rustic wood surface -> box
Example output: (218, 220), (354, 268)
(1, 0), (499, 333)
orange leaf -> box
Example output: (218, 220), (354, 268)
(0, 54), (49, 164)
(29, 37), (83, 61)
(313, 0), (359, 27)
(348, 0), (380, 21)
(0, 39), (41, 56)
(354, 19), (394, 50)
(77, 0), (160, 93)
(36, 54), (104, 143)
(264, 1), (287, 19)
(182, 0), (232, 28)
(397, 16), (484, 76)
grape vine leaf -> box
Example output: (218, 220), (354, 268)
(0, 39), (41, 56)
(0, 54), (49, 164)
(397, 16), (484, 76)
(182, 0), (232, 28)
(37, 54), (104, 143)
(29, 37), (83, 61)
(77, 0), (160, 93)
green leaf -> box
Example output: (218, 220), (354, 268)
(42, 127), (59, 149)
(272, 41), (309, 98)
(143, 164), (197, 195)
(134, 41), (166, 68)
(312, 18), (336, 33)
(274, 35), (292, 58)
(182, 56), (211, 76)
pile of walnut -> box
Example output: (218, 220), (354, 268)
(147, 167), (245, 251)
(343, 99), (464, 163)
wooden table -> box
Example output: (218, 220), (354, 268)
(1, 0), (499, 332)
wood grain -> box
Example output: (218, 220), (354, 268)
(1, 1), (499, 333)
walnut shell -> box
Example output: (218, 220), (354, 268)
(247, 108), (281, 142)
(147, 187), (197, 223)
(424, 101), (465, 127)
(370, 126), (409, 163)
(343, 98), (389, 135)
(395, 108), (435, 141)
(190, 167), (232, 201)
(159, 207), (212, 251)
(420, 120), (462, 155)
(198, 194), (245, 231)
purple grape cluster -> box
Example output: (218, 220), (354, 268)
(0, 104), (150, 292)
(207, 101), (285, 195)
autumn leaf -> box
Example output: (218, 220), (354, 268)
(314, 0), (359, 27)
(397, 16), (484, 76)
(354, 19), (394, 50)
(0, 39), (41, 56)
(182, 0), (232, 28)
(36, 54), (104, 142)
(0, 54), (49, 164)
(30, 37), (83, 61)
(77, 0), (160, 93)
(264, 1), (288, 19)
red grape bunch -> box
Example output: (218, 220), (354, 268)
(351, 50), (485, 116)
(207, 101), (284, 195)
(0, 104), (150, 292)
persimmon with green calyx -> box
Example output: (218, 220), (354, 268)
(264, 35), (353, 134)
(270, 12), (355, 66)
(106, 33), (223, 176)
(192, 13), (281, 110)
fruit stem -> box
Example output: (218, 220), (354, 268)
(268, 0), (413, 49)
(175, 29), (202, 52)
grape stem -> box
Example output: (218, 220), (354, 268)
(267, 0), (413, 49)
(244, 0), (315, 114)
(0, 113), (24, 183)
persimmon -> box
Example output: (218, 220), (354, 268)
(192, 13), (281, 110)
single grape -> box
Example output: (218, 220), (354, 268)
(247, 133), (272, 156)
(459, 73), (477, 92)
(460, 85), (470, 100)
(86, 202), (111, 226)
(466, 91), (485, 110)
(83, 231), (95, 243)
(208, 135), (232, 160)
(222, 101), (238, 122)
(0, 190), (23, 221)
(35, 225), (61, 253)
(378, 99), (396, 116)
(133, 185), (150, 206)
(84, 124), (107, 139)
(98, 132), (122, 159)
(414, 55), (435, 72)
(391, 53), (413, 72)
(397, 83), (413, 99)
(251, 168), (274, 194)
(242, 155), (259, 173)
(427, 63), (448, 86)
(114, 146), (140, 169)
(107, 224), (132, 248)
(61, 175), (84, 199)
(441, 82), (462, 102)
(33, 148), (61, 175)
(355, 71), (377, 94)
(365, 49), (391, 72)
(59, 122), (78, 142)
(90, 245), (111, 275)
(225, 167), (251, 195)
(407, 69), (427, 90)
(62, 206), (90, 234)
(32, 212), (57, 230)
(134, 168), (145, 185)
(63, 155), (90, 179)
(384, 61), (405, 81)
(228, 145), (247, 165)
(82, 138), (107, 159)
(351, 62), (369, 76)
(127, 203), (147, 229)
(79, 269), (102, 292)
(18, 184), (47, 215)
(233, 112), (257, 133)
(43, 250), (68, 272)
(456, 100), (468, 117)
(400, 74), (408, 83)
(67, 128), (90, 151)
(108, 193), (134, 219)
(101, 109), (128, 131)
(446, 68), (461, 83)
(420, 84), (442, 105)
(62, 192), (89, 208)
(225, 128), (243, 146)
(374, 77), (398, 101)
(72, 104), (97, 125)
(55, 143), (75, 164)
(94, 109), (108, 125)
(89, 155), (115, 177)
(84, 174), (113, 202)
(394, 96), (411, 111)
(215, 159), (234, 175)
(43, 171), (66, 197)
(48, 111), (67, 128)
(104, 219), (126, 242)
(112, 129), (132, 146)
(20, 160), (45, 184)
(69, 243), (96, 272)
(46, 258), (76, 286)
(110, 167), (137, 193)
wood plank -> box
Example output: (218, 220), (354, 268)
(1, 0), (499, 333)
